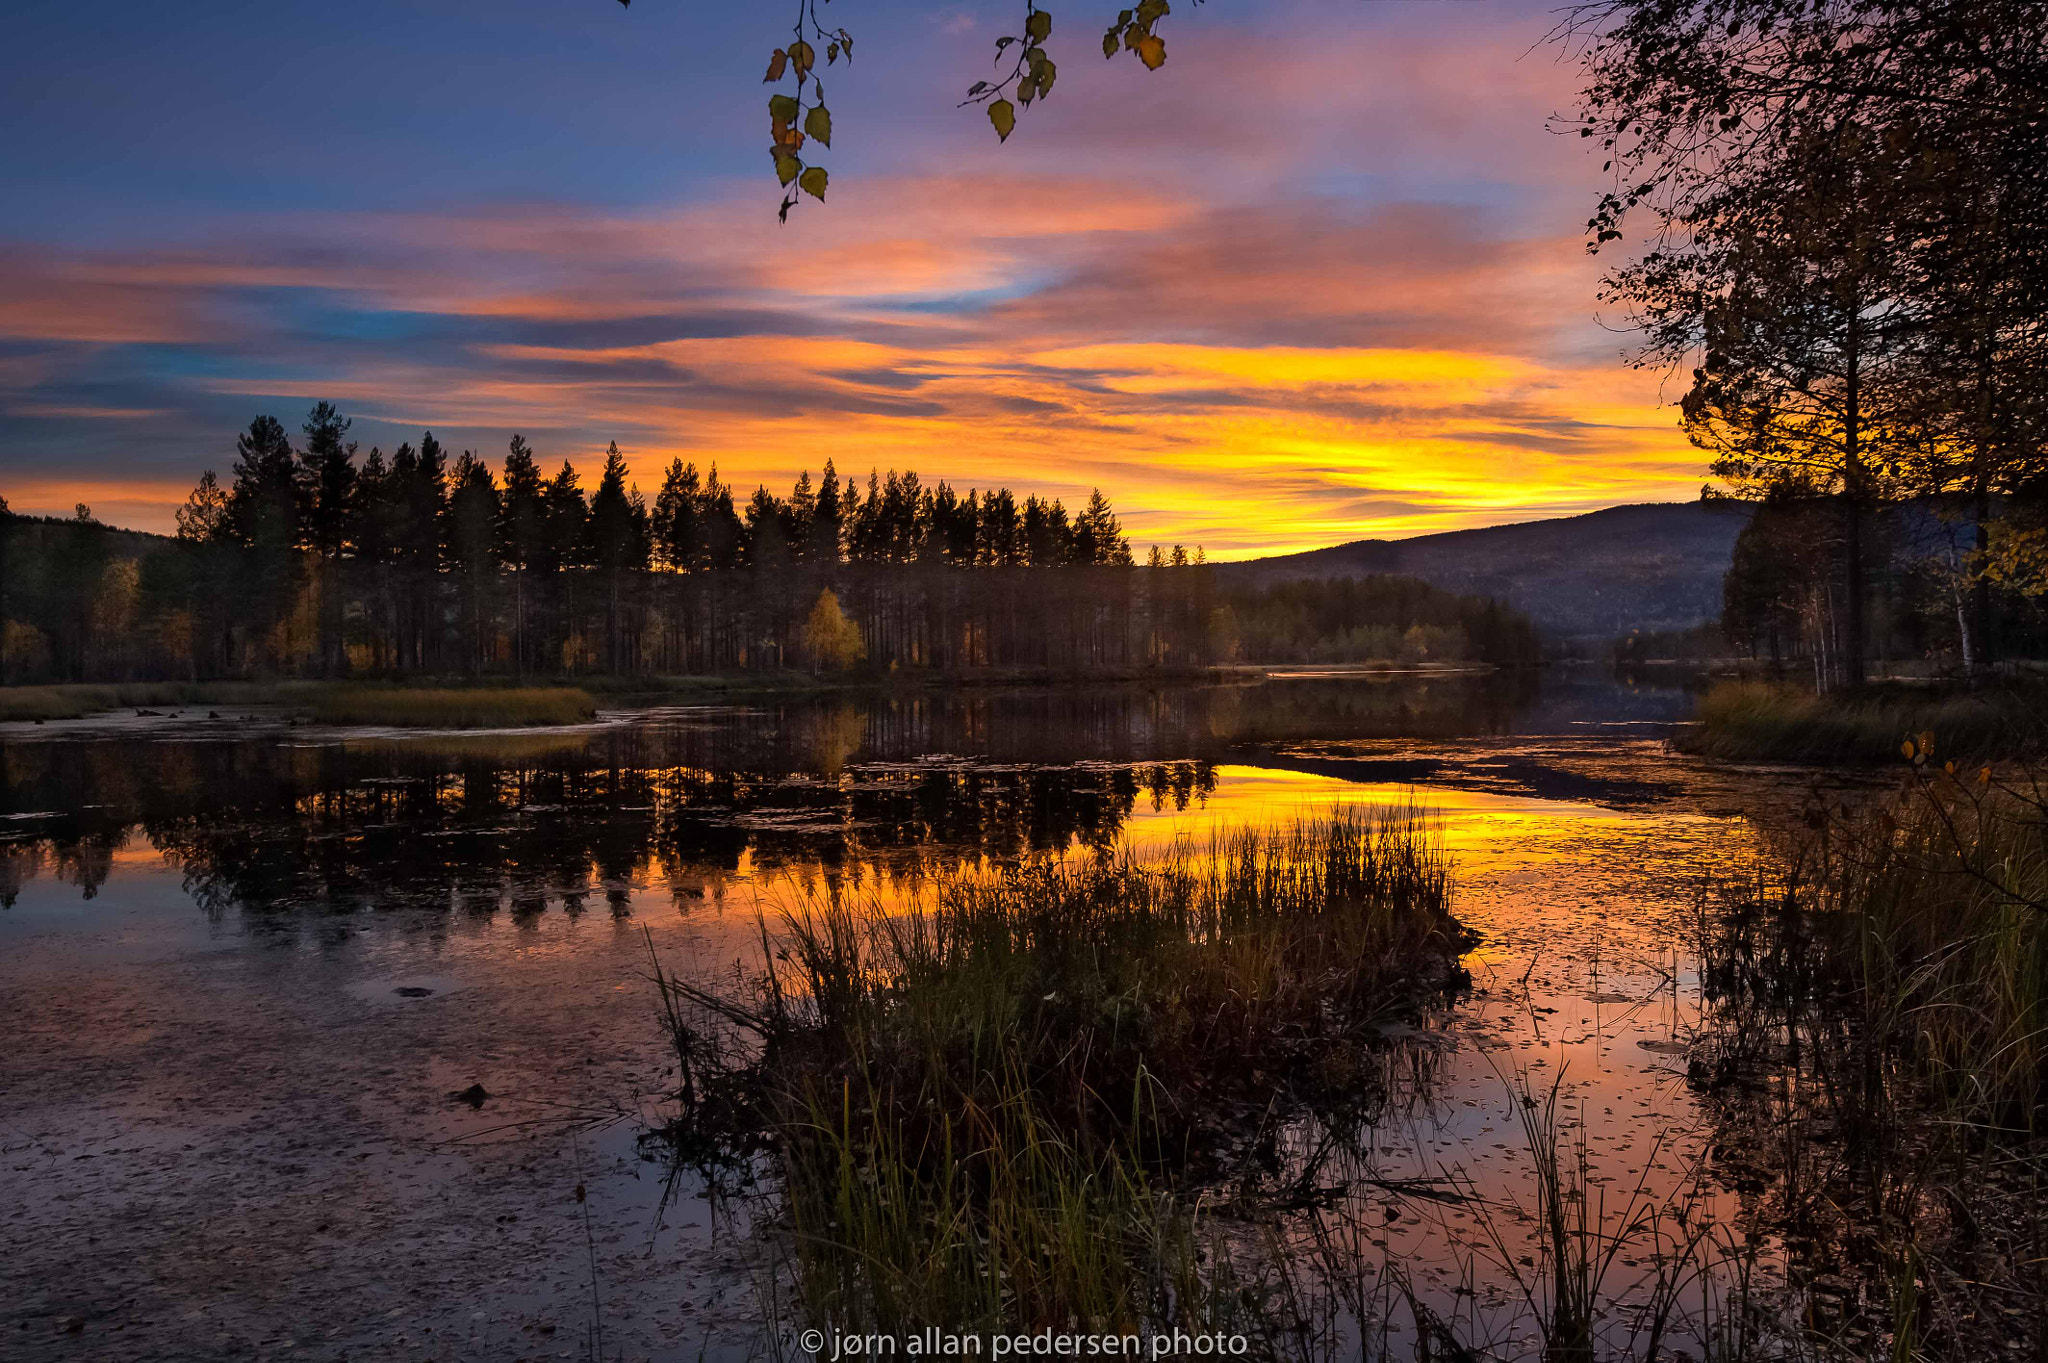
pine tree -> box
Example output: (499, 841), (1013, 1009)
(651, 458), (702, 570)
(979, 489), (1021, 566)
(544, 460), (590, 670)
(227, 415), (299, 553)
(389, 434), (448, 670)
(811, 460), (844, 564)
(498, 435), (548, 674)
(587, 443), (649, 672)
(743, 485), (788, 566)
(698, 466), (742, 570)
(1073, 489), (1132, 566)
(297, 402), (357, 674)
(352, 447), (393, 669)
(787, 471), (816, 562)
(447, 450), (501, 672)
(226, 414), (302, 669)
(1022, 496), (1070, 567)
(297, 403), (356, 554)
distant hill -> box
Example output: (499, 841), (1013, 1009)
(0, 510), (169, 559)
(1218, 502), (1752, 645)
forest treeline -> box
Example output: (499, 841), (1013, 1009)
(0, 408), (1536, 684)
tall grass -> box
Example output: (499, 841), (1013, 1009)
(1702, 768), (2048, 1131)
(1681, 680), (2039, 763)
(652, 807), (1466, 1338)
(305, 685), (596, 727)
(1690, 765), (2048, 1356)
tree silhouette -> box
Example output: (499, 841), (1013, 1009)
(9, 404), (1571, 685)
(587, 442), (651, 672)
(1567, 0), (2048, 685)
(543, 460), (591, 670)
(447, 450), (501, 673)
(298, 400), (357, 674)
(498, 435), (548, 676)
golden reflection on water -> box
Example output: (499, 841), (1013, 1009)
(1129, 763), (1635, 839)
(8, 679), (1801, 1359)
(4, 733), (1790, 1359)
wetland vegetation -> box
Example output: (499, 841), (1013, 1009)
(651, 809), (1466, 1340)
(1684, 764), (2048, 1359)
(3, 669), (2045, 1360)
(0, 679), (598, 727)
(634, 723), (2048, 1362)
(1679, 679), (2046, 763)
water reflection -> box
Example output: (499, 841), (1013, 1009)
(3, 670), (1815, 1363)
(0, 671), (1696, 914)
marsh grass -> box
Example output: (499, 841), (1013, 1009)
(304, 685), (596, 727)
(1680, 680), (2041, 763)
(651, 807), (1468, 1339)
(0, 679), (598, 726)
(0, 681), (271, 721)
(1701, 767), (2048, 1133)
(1688, 764), (2048, 1357)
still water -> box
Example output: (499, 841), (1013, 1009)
(1, 672), (1858, 1360)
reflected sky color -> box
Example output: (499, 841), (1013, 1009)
(1126, 764), (1643, 842)
(0, 0), (1699, 551)
(2, 740), (1775, 1358)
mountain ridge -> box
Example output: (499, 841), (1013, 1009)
(1221, 501), (1751, 643)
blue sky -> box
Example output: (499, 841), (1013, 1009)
(0, 1), (1704, 553)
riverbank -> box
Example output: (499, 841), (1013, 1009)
(0, 661), (1530, 726)
(1687, 766), (2048, 1360)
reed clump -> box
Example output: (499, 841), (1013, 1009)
(651, 807), (1467, 1337)
(1680, 679), (2038, 763)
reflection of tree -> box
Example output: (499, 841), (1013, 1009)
(142, 760), (1210, 918)
(1, 843), (39, 908)
(0, 834), (124, 906)
(788, 702), (865, 774)
(0, 672), (1554, 914)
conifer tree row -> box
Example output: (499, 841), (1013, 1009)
(101, 408), (1157, 679)
(0, 407), (1541, 684)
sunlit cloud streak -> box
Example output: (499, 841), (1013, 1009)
(0, 5), (1698, 554)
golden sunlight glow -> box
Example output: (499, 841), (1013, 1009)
(0, 178), (1703, 547)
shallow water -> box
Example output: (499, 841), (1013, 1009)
(0, 671), (1875, 1360)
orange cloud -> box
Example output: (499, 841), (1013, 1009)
(0, 26), (1697, 555)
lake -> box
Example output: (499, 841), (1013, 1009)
(1, 671), (1873, 1360)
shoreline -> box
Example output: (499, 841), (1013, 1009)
(0, 662), (1534, 727)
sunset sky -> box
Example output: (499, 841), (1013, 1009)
(0, 0), (1706, 556)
